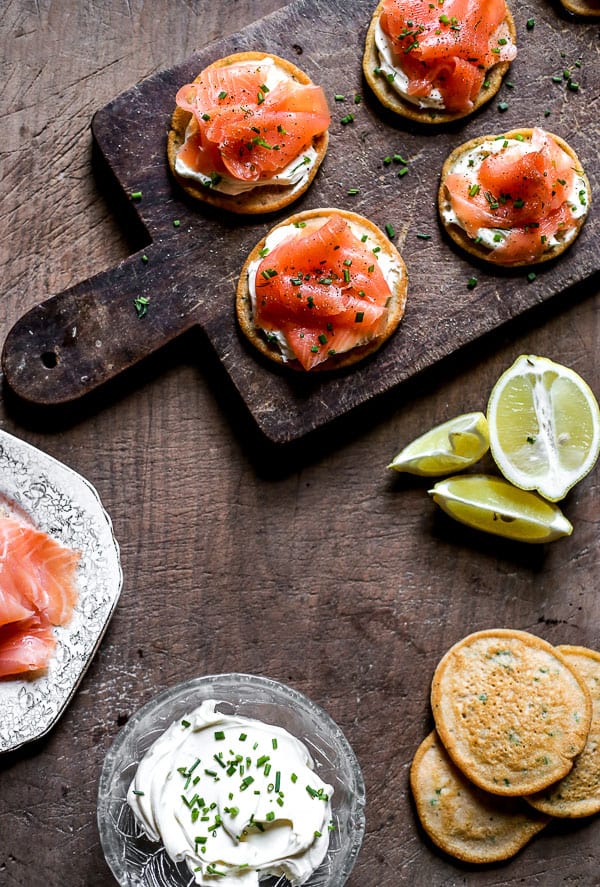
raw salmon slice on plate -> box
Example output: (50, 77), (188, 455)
(0, 515), (79, 678)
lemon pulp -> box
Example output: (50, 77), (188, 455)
(429, 475), (573, 543)
(388, 412), (489, 476)
(487, 355), (600, 501)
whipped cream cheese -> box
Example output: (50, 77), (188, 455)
(175, 58), (319, 196)
(374, 19), (515, 110)
(440, 136), (588, 251)
(127, 701), (333, 886)
(247, 216), (405, 362)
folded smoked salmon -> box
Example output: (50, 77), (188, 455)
(0, 515), (79, 678)
(438, 128), (591, 266)
(236, 209), (408, 371)
(168, 52), (330, 214)
(363, 0), (516, 122)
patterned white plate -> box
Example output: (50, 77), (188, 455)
(0, 428), (122, 753)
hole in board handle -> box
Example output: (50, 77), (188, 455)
(41, 350), (58, 369)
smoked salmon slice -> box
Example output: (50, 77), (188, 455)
(441, 128), (588, 265)
(379, 0), (516, 113)
(175, 59), (330, 183)
(0, 516), (79, 678)
(253, 215), (393, 371)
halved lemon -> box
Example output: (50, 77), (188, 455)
(429, 475), (573, 543)
(388, 412), (489, 476)
(487, 355), (600, 502)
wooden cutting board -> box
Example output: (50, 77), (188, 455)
(2, 0), (598, 443)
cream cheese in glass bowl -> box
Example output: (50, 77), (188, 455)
(98, 674), (366, 887)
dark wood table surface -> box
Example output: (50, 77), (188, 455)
(1, 1), (598, 885)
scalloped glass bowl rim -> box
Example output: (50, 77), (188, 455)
(98, 672), (366, 887)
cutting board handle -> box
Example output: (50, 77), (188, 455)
(2, 247), (203, 406)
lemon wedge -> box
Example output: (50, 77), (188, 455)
(487, 355), (600, 502)
(429, 475), (573, 543)
(388, 412), (489, 476)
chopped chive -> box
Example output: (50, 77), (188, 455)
(266, 811), (275, 821)
(397, 167), (408, 177)
(214, 731), (225, 740)
(416, 233), (431, 240)
(181, 720), (191, 728)
(218, 91), (227, 100)
(385, 222), (395, 238)
(141, 254), (149, 263)
(354, 93), (361, 104)
(173, 219), (181, 227)
(334, 94), (345, 101)
(347, 187), (359, 195)
(467, 277), (477, 289)
(130, 190), (142, 200)
(132, 790), (145, 796)
(527, 272), (537, 282)
(497, 101), (508, 112)
(133, 296), (149, 318)
(340, 113), (354, 124)
(201, 112), (210, 121)
(526, 17), (535, 29)
(272, 738), (278, 750)
(355, 311), (364, 323)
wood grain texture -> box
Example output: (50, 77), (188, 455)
(2, 0), (598, 443)
(0, 2), (599, 887)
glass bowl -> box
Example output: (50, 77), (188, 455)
(98, 673), (366, 886)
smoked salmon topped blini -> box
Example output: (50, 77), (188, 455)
(236, 209), (408, 371)
(168, 52), (331, 214)
(559, 0), (600, 16)
(363, 0), (516, 123)
(438, 128), (591, 266)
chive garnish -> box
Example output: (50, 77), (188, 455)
(340, 113), (354, 124)
(130, 190), (142, 200)
(498, 101), (508, 112)
(355, 311), (364, 323)
(218, 91), (227, 100)
(214, 731), (225, 740)
(526, 17), (534, 29)
(133, 296), (149, 318)
(266, 811), (275, 821)
(181, 720), (191, 728)
(385, 222), (395, 238)
(467, 277), (477, 289)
